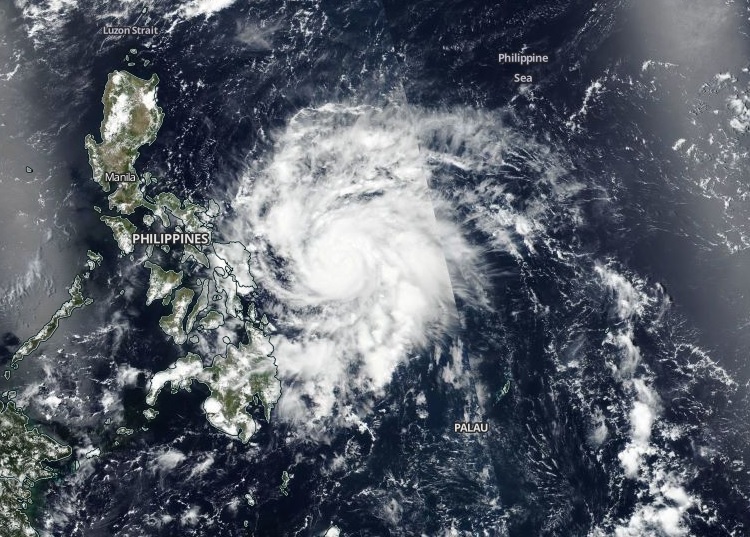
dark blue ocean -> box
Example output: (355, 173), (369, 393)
(1, 0), (750, 535)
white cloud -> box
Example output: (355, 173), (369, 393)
(188, 455), (215, 478)
(175, 0), (237, 19)
(594, 265), (698, 536)
(180, 506), (200, 526)
(152, 449), (186, 472)
(613, 504), (686, 537)
(226, 104), (491, 429)
(630, 401), (655, 443)
(595, 264), (649, 320)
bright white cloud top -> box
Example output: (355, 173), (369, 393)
(229, 104), (473, 428)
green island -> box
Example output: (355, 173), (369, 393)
(279, 470), (292, 496)
(84, 70), (163, 213)
(85, 251), (103, 271)
(100, 215), (136, 254)
(11, 276), (93, 369)
(144, 262), (183, 306)
(158, 287), (195, 344)
(0, 401), (71, 536)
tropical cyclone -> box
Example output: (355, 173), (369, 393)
(227, 104), (475, 428)
(84, 71), (280, 442)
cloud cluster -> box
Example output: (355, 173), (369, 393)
(227, 104), (486, 429)
(595, 264), (695, 537)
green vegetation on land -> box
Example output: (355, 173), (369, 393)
(11, 276), (92, 367)
(0, 401), (71, 536)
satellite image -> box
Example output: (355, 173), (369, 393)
(1, 0), (750, 535)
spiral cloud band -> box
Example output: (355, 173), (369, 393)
(228, 104), (481, 428)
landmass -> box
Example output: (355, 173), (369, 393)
(84, 70), (163, 214)
(10, 276), (93, 369)
(144, 262), (183, 305)
(279, 470), (292, 496)
(146, 332), (280, 442)
(159, 287), (194, 344)
(0, 401), (71, 536)
(85, 251), (103, 272)
(84, 71), (281, 441)
(1, 70), (280, 537)
(3, 253), (98, 533)
(100, 215), (136, 254)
